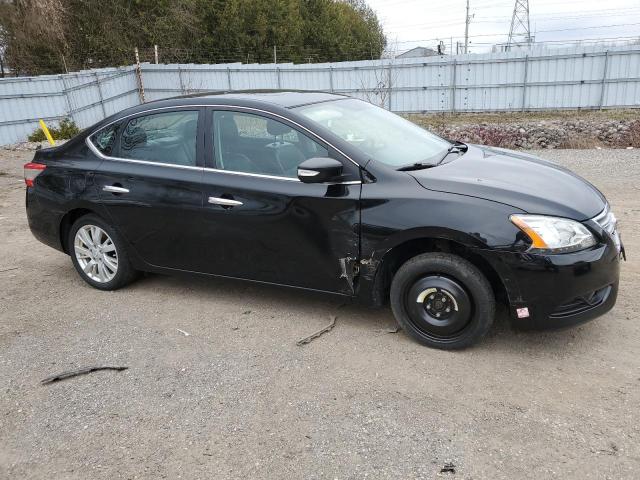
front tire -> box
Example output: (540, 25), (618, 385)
(69, 214), (137, 290)
(390, 253), (495, 350)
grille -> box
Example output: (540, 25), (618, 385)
(593, 204), (622, 253)
(593, 205), (617, 235)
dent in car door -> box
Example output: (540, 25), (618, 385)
(199, 108), (361, 294)
(92, 108), (205, 271)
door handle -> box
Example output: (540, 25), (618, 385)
(208, 196), (243, 207)
(103, 185), (129, 194)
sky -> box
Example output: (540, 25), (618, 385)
(366, 0), (640, 54)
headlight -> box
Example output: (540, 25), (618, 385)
(510, 214), (596, 253)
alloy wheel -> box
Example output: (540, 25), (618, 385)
(73, 225), (118, 283)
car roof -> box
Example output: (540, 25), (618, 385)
(142, 90), (348, 110)
(85, 90), (353, 144)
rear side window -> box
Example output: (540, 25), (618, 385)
(90, 123), (120, 156)
(119, 110), (198, 167)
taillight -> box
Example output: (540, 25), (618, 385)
(24, 162), (46, 187)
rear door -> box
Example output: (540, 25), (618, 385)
(91, 108), (205, 271)
(199, 107), (362, 295)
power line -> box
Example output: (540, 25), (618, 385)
(387, 22), (640, 45)
(476, 6), (640, 20)
(383, 9), (640, 30)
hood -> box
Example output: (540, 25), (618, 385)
(410, 145), (606, 221)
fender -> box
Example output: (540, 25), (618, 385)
(355, 186), (529, 306)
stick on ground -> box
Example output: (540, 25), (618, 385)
(41, 366), (128, 384)
(296, 316), (337, 346)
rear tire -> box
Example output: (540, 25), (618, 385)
(68, 214), (138, 290)
(390, 253), (495, 350)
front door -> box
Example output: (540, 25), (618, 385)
(92, 108), (205, 271)
(199, 108), (361, 295)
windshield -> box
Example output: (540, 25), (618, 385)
(294, 98), (451, 168)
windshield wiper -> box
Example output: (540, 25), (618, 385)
(396, 162), (437, 172)
(436, 141), (468, 165)
(396, 142), (468, 171)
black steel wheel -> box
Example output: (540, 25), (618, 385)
(390, 253), (495, 349)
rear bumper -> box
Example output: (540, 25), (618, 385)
(26, 188), (64, 252)
(477, 241), (621, 330)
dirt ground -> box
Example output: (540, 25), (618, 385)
(1, 148), (639, 479)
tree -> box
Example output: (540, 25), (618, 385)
(0, 0), (386, 75)
(0, 0), (67, 75)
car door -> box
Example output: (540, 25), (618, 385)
(91, 107), (205, 271)
(199, 107), (362, 295)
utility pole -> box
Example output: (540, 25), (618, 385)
(508, 0), (532, 50)
(154, 45), (159, 64)
(464, 0), (471, 54)
(273, 45), (277, 65)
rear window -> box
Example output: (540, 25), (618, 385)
(90, 123), (120, 156)
(119, 111), (198, 167)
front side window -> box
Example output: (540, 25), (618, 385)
(119, 110), (198, 166)
(294, 98), (451, 168)
(213, 111), (329, 178)
(90, 123), (120, 156)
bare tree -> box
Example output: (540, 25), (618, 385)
(359, 40), (400, 110)
(0, 24), (6, 77)
(0, 0), (68, 75)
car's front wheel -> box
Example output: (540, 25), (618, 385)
(390, 252), (495, 349)
(69, 214), (138, 290)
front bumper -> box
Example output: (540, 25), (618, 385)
(477, 240), (622, 330)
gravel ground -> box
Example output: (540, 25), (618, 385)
(0, 148), (639, 479)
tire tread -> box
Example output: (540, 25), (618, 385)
(390, 252), (495, 349)
(68, 214), (138, 291)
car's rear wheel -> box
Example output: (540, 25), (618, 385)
(69, 214), (137, 290)
(390, 252), (495, 349)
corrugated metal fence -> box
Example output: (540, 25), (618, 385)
(1, 44), (639, 145)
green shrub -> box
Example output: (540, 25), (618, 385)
(28, 118), (81, 142)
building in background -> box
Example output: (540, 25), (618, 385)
(397, 46), (438, 58)
(492, 38), (536, 52)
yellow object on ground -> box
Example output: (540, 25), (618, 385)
(38, 120), (55, 146)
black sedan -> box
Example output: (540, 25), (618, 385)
(24, 91), (623, 349)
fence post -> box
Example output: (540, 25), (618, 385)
(451, 59), (457, 113)
(226, 67), (232, 91)
(599, 50), (609, 110)
(387, 63), (393, 111)
(134, 47), (145, 103)
(521, 54), (529, 112)
(94, 72), (107, 118)
(178, 66), (185, 94)
(329, 66), (334, 92)
(59, 75), (77, 124)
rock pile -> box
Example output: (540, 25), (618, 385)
(421, 118), (639, 149)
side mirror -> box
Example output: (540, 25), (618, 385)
(297, 157), (344, 184)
